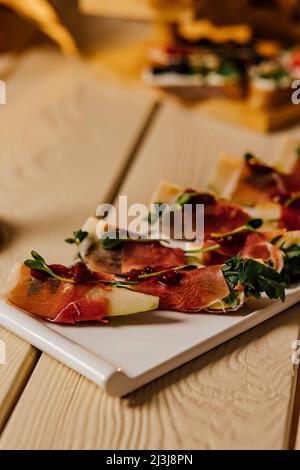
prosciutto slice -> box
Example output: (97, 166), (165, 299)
(202, 199), (249, 238)
(132, 265), (230, 312)
(281, 200), (300, 231)
(240, 232), (284, 272)
(231, 155), (300, 209)
(6, 264), (110, 324)
(174, 192), (249, 240)
(121, 242), (185, 274)
(203, 231), (284, 272)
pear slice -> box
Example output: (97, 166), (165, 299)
(101, 287), (159, 317)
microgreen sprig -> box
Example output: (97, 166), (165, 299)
(24, 251), (138, 287)
(211, 218), (263, 239)
(185, 243), (221, 255)
(24, 251), (76, 284)
(134, 264), (197, 281)
(65, 229), (88, 246)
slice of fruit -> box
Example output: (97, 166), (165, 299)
(102, 286), (159, 317)
(3, 263), (159, 323)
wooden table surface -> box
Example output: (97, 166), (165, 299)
(0, 46), (300, 450)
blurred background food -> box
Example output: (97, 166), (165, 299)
(2, 0), (300, 130)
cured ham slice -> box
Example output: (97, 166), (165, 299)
(131, 265), (230, 312)
(202, 231), (285, 272)
(240, 232), (284, 272)
(230, 156), (300, 210)
(167, 191), (249, 240)
(281, 199), (300, 231)
(6, 264), (109, 323)
(121, 242), (185, 274)
(203, 199), (249, 238)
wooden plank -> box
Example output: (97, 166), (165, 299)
(0, 329), (39, 431)
(1, 308), (299, 450)
(290, 364), (300, 449)
(0, 47), (155, 433)
(1, 102), (300, 449)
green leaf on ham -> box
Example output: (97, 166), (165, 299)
(222, 255), (285, 307)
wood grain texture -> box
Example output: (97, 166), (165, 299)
(1, 102), (300, 449)
(0, 306), (299, 450)
(0, 47), (155, 433)
(0, 329), (39, 432)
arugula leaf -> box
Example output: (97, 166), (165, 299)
(222, 256), (285, 307)
(280, 244), (300, 286)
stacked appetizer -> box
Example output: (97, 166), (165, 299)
(143, 20), (298, 107)
(3, 138), (300, 324)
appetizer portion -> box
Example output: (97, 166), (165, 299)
(248, 60), (292, 108)
(128, 257), (285, 312)
(4, 253), (159, 323)
(210, 142), (300, 230)
(5, 138), (300, 324)
(143, 19), (299, 108)
(143, 44), (243, 100)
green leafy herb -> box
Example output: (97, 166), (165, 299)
(217, 61), (239, 77)
(65, 229), (88, 246)
(24, 251), (75, 284)
(176, 192), (198, 207)
(211, 218), (263, 238)
(24, 251), (137, 288)
(280, 244), (300, 286)
(222, 255), (285, 307)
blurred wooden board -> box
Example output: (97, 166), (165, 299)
(197, 98), (300, 133)
(79, 0), (193, 22)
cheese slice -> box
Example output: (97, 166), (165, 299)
(274, 137), (300, 175)
(150, 180), (184, 205)
(208, 152), (244, 199)
(247, 202), (281, 229)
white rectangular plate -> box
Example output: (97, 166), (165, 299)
(1, 287), (300, 396)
